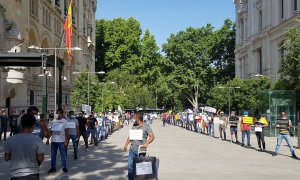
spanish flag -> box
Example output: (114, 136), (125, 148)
(64, 0), (73, 60)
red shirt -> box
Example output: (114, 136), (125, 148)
(241, 116), (251, 130)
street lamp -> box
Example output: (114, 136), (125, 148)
(28, 45), (82, 113)
(72, 71), (105, 106)
(218, 86), (241, 115)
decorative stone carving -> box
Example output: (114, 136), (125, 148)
(237, 0), (248, 16)
(255, 0), (262, 10)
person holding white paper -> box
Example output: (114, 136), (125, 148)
(254, 114), (268, 151)
(65, 111), (79, 160)
(48, 108), (69, 174)
(123, 112), (155, 180)
(217, 110), (228, 140)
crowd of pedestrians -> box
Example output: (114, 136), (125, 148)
(161, 110), (298, 159)
(0, 107), (132, 179)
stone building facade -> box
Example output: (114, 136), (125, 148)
(234, 0), (300, 80)
(0, 0), (97, 114)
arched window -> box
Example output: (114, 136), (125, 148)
(30, 90), (35, 105)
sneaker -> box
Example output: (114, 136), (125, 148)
(241, 144), (244, 147)
(262, 149), (266, 152)
(257, 148), (262, 152)
(292, 153), (298, 159)
(63, 168), (68, 173)
(48, 168), (56, 174)
(231, 140), (234, 143)
(247, 144), (251, 147)
(236, 141), (240, 144)
(272, 152), (278, 157)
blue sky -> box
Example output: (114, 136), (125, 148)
(96, 0), (236, 49)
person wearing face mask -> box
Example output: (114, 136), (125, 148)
(0, 110), (9, 141)
(123, 112), (155, 180)
(76, 112), (89, 151)
(65, 111), (79, 160)
(48, 108), (69, 173)
(27, 106), (50, 140)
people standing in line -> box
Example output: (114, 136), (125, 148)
(65, 111), (79, 160)
(48, 108), (69, 173)
(4, 114), (45, 180)
(96, 113), (105, 142)
(123, 112), (155, 180)
(86, 115), (98, 146)
(9, 111), (18, 136)
(217, 110), (228, 140)
(208, 113), (214, 137)
(16, 110), (25, 134)
(240, 111), (251, 147)
(175, 112), (180, 126)
(195, 113), (202, 133)
(76, 112), (89, 151)
(27, 106), (51, 140)
(0, 110), (9, 141)
(273, 112), (297, 159)
(228, 111), (240, 143)
(162, 112), (167, 126)
(46, 113), (54, 145)
(202, 113), (209, 135)
(253, 114), (268, 151)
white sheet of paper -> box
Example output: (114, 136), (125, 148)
(220, 121), (224, 125)
(255, 127), (262, 132)
(67, 122), (76, 128)
(52, 123), (63, 131)
(136, 161), (153, 175)
(130, 129), (143, 140)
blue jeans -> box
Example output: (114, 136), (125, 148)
(208, 122), (214, 137)
(162, 120), (166, 126)
(65, 135), (78, 157)
(275, 133), (295, 155)
(86, 128), (98, 145)
(97, 126), (104, 140)
(0, 125), (7, 140)
(128, 149), (146, 180)
(242, 130), (251, 145)
(51, 142), (66, 169)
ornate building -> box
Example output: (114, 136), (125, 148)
(234, 0), (300, 80)
(0, 0), (97, 114)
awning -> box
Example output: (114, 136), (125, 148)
(0, 52), (64, 68)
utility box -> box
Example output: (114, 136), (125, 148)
(258, 90), (297, 137)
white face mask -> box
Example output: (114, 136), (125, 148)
(70, 115), (76, 119)
(54, 114), (59, 119)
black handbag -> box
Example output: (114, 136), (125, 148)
(133, 156), (159, 180)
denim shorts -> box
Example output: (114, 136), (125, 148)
(230, 127), (238, 134)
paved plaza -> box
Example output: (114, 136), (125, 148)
(0, 118), (300, 180)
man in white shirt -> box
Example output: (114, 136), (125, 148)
(48, 108), (69, 174)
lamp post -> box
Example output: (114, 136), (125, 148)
(218, 86), (241, 115)
(98, 82), (116, 111)
(28, 45), (82, 112)
(72, 71), (105, 107)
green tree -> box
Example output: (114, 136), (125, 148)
(71, 72), (100, 111)
(280, 26), (300, 89)
(95, 18), (142, 72)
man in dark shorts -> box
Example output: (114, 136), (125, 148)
(229, 111), (240, 143)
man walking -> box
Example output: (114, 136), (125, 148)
(273, 112), (297, 159)
(76, 112), (89, 151)
(48, 108), (69, 173)
(65, 111), (79, 160)
(123, 112), (155, 180)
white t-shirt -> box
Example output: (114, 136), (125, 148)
(50, 119), (68, 143)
